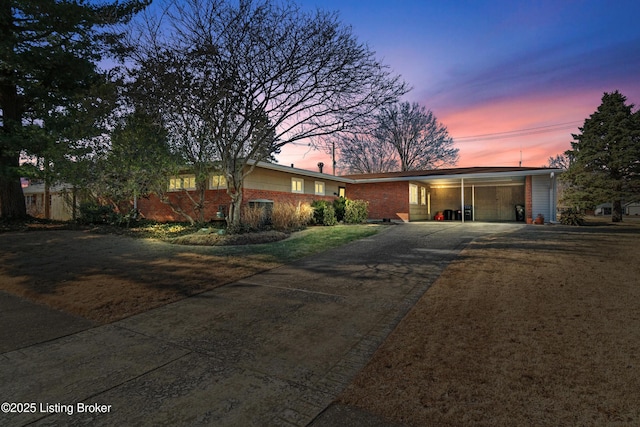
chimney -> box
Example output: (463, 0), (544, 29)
(317, 162), (324, 173)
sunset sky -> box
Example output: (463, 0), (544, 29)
(276, 0), (640, 172)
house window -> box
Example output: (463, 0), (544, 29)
(169, 175), (196, 191)
(314, 181), (325, 196)
(291, 177), (304, 193)
(420, 187), (426, 205)
(338, 187), (346, 198)
(409, 184), (418, 205)
(210, 174), (227, 189)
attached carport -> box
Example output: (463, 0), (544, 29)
(344, 167), (562, 223)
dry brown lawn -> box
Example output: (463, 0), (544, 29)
(338, 217), (640, 426)
(0, 229), (281, 323)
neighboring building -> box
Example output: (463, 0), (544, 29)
(596, 202), (640, 216)
(22, 182), (76, 221)
(137, 162), (563, 223)
(626, 203), (640, 216)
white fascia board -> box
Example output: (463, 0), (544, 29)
(350, 168), (563, 184)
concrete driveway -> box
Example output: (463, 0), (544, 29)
(0, 222), (522, 426)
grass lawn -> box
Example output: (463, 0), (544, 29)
(338, 218), (640, 426)
(0, 223), (384, 323)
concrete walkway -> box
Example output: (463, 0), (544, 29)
(0, 222), (522, 426)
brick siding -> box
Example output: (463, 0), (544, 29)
(137, 188), (335, 222)
(346, 181), (409, 221)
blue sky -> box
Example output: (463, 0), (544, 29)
(277, 0), (640, 169)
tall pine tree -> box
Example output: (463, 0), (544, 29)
(563, 91), (640, 222)
(0, 0), (148, 219)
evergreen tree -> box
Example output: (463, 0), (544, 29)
(0, 0), (148, 219)
(563, 91), (640, 222)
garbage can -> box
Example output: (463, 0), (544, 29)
(464, 205), (473, 220)
(444, 209), (453, 220)
(515, 204), (525, 221)
(454, 209), (462, 220)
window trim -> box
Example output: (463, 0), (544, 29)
(314, 181), (325, 196)
(210, 174), (227, 190)
(169, 174), (197, 191)
(409, 183), (418, 205)
(291, 177), (304, 194)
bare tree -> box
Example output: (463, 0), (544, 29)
(377, 102), (458, 171)
(547, 153), (570, 169)
(127, 0), (407, 226)
(337, 101), (458, 173)
(338, 134), (398, 174)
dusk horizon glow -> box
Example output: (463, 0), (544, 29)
(275, 0), (640, 173)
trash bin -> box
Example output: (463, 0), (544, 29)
(515, 204), (525, 221)
(464, 205), (473, 220)
(444, 209), (453, 220)
(454, 210), (462, 220)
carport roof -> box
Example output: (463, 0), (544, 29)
(251, 161), (562, 185)
(342, 166), (555, 180)
(342, 166), (562, 184)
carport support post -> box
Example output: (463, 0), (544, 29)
(461, 178), (465, 223)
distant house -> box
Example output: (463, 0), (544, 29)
(22, 182), (76, 221)
(137, 162), (562, 223)
(595, 202), (640, 216)
(627, 203), (640, 216)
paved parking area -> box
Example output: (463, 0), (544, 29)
(0, 222), (522, 426)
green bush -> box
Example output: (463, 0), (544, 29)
(78, 202), (116, 225)
(559, 208), (585, 226)
(311, 200), (337, 226)
(333, 197), (346, 222)
(344, 199), (369, 224)
(322, 204), (337, 226)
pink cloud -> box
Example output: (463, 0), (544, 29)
(437, 89), (622, 167)
(277, 87), (640, 172)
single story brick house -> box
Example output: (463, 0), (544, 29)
(137, 161), (562, 223)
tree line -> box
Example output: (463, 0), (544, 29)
(1, 0), (462, 226)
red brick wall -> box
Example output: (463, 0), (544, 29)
(525, 175), (533, 221)
(137, 190), (232, 222)
(346, 181), (409, 221)
(137, 188), (336, 222)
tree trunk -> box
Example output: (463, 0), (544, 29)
(0, 15), (28, 220)
(612, 199), (623, 222)
(227, 189), (242, 229)
(0, 153), (27, 219)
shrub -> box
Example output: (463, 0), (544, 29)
(333, 197), (346, 222)
(322, 203), (337, 226)
(559, 208), (585, 226)
(241, 204), (266, 231)
(78, 202), (116, 225)
(344, 199), (369, 224)
(311, 200), (337, 226)
(272, 202), (313, 231)
(297, 202), (314, 226)
(271, 202), (296, 231)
